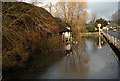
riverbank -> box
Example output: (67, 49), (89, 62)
(80, 32), (98, 35)
(79, 32), (99, 37)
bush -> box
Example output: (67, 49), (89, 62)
(86, 25), (97, 32)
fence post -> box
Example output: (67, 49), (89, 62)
(104, 31), (120, 50)
(112, 36), (114, 44)
(115, 38), (117, 46)
(118, 40), (120, 49)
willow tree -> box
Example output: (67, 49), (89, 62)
(54, 0), (88, 35)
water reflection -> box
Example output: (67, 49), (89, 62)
(3, 35), (118, 79)
(85, 36), (106, 52)
(61, 36), (90, 78)
(98, 37), (102, 49)
(64, 50), (90, 77)
(65, 44), (72, 54)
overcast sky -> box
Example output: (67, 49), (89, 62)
(88, 2), (118, 22)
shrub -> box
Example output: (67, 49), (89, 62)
(86, 25), (97, 32)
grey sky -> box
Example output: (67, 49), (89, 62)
(88, 2), (118, 21)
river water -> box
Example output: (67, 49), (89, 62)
(4, 36), (119, 79)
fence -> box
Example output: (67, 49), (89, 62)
(102, 31), (120, 51)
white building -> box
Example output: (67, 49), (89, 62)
(62, 27), (72, 43)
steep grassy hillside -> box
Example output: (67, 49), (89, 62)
(2, 2), (64, 69)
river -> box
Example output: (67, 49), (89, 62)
(3, 36), (118, 79)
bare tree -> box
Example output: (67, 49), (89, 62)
(32, 0), (43, 6)
(90, 12), (97, 26)
(112, 11), (118, 25)
(54, 0), (88, 34)
(44, 2), (53, 14)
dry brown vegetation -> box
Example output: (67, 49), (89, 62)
(2, 2), (64, 69)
